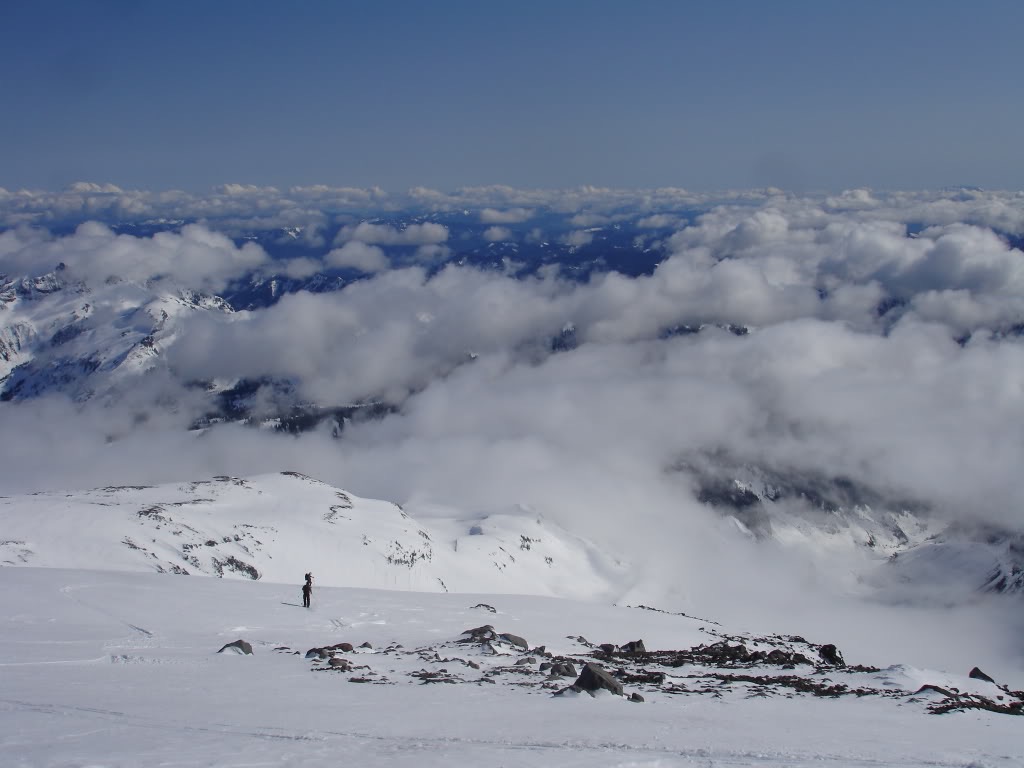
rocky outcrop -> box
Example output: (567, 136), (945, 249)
(217, 639), (253, 655)
(562, 662), (623, 697)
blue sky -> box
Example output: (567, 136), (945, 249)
(2, 0), (1022, 192)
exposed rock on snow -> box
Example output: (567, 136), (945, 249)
(217, 639), (253, 655)
(567, 663), (623, 697)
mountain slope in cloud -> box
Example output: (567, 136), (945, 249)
(0, 471), (625, 600)
(0, 264), (232, 401)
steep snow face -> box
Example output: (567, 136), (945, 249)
(0, 472), (625, 601)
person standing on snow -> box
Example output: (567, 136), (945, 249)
(302, 572), (313, 608)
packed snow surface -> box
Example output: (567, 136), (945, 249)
(2, 567), (1022, 767)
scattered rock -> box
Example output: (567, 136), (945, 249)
(914, 684), (957, 698)
(571, 662), (624, 696)
(328, 657), (351, 670)
(461, 625), (496, 643)
(217, 639), (253, 655)
(499, 632), (529, 650)
(552, 662), (577, 677)
(819, 644), (846, 667)
(630, 692), (645, 703)
(969, 667), (996, 684)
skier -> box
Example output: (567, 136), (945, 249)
(302, 572), (313, 608)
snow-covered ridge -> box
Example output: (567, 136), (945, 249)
(0, 471), (625, 600)
(0, 266), (233, 400)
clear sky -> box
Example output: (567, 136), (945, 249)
(2, 0), (1022, 193)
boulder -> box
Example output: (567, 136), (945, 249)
(969, 667), (996, 684)
(598, 643), (616, 654)
(499, 632), (529, 650)
(818, 644), (846, 667)
(620, 639), (647, 654)
(630, 692), (645, 703)
(336, 642), (354, 653)
(572, 662), (624, 696)
(554, 662), (578, 678)
(217, 639), (253, 655)
(461, 625), (496, 643)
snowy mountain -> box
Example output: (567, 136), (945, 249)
(3, 470), (1023, 766)
(0, 265), (232, 402)
(0, 471), (626, 600)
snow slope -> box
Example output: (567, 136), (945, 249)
(0, 471), (626, 600)
(1, 567), (1021, 768)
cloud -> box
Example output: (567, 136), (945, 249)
(561, 230), (593, 247)
(325, 241), (389, 273)
(335, 222), (449, 246)
(280, 257), (324, 279)
(6, 185), (1024, 642)
(480, 207), (533, 224)
(636, 213), (680, 229)
(483, 226), (512, 242)
(0, 222), (269, 293)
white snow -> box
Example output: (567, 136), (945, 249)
(1, 471), (1023, 766)
(1, 567), (1021, 767)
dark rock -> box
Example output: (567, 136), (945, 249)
(467, 660), (480, 670)
(515, 657), (535, 666)
(305, 647), (329, 660)
(914, 684), (957, 698)
(573, 662), (624, 696)
(539, 662), (552, 672)
(359, 641), (373, 649)
(336, 642), (354, 653)
(499, 632), (529, 650)
(217, 639), (253, 655)
(471, 603), (497, 613)
(461, 625), (496, 643)
(819, 644), (846, 667)
(620, 639), (647, 654)
(969, 667), (996, 684)
(599, 643), (616, 654)
(630, 692), (645, 703)
(328, 657), (351, 669)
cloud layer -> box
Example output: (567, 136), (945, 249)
(3, 185), (1024, 631)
